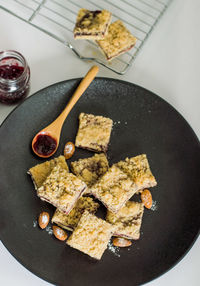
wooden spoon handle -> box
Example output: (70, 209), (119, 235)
(50, 65), (99, 130)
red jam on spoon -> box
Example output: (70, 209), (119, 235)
(33, 134), (57, 157)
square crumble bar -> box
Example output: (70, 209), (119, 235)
(28, 155), (69, 189)
(75, 113), (113, 153)
(71, 153), (109, 195)
(115, 154), (157, 190)
(74, 9), (111, 40)
(91, 165), (138, 213)
(67, 211), (114, 260)
(106, 201), (144, 240)
(97, 20), (137, 61)
(52, 197), (99, 231)
(37, 165), (86, 214)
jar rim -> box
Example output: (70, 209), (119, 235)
(0, 50), (29, 84)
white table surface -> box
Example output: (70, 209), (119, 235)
(0, 0), (199, 285)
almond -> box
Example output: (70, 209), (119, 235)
(141, 189), (152, 209)
(38, 212), (50, 229)
(113, 237), (132, 247)
(64, 142), (75, 159)
(53, 225), (68, 241)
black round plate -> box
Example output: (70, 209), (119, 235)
(0, 78), (199, 286)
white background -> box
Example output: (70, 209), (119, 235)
(0, 0), (199, 285)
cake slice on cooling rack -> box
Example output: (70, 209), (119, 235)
(97, 20), (137, 61)
(74, 9), (112, 40)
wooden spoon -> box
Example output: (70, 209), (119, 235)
(32, 65), (99, 158)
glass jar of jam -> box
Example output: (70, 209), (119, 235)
(0, 50), (30, 104)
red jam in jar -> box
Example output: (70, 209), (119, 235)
(0, 50), (30, 104)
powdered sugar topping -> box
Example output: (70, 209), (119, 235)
(33, 220), (37, 228)
(151, 200), (158, 211)
(46, 225), (53, 235)
(107, 240), (120, 257)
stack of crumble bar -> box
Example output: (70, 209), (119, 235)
(73, 9), (137, 61)
(28, 112), (157, 260)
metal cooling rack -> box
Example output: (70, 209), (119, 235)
(0, 0), (172, 74)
